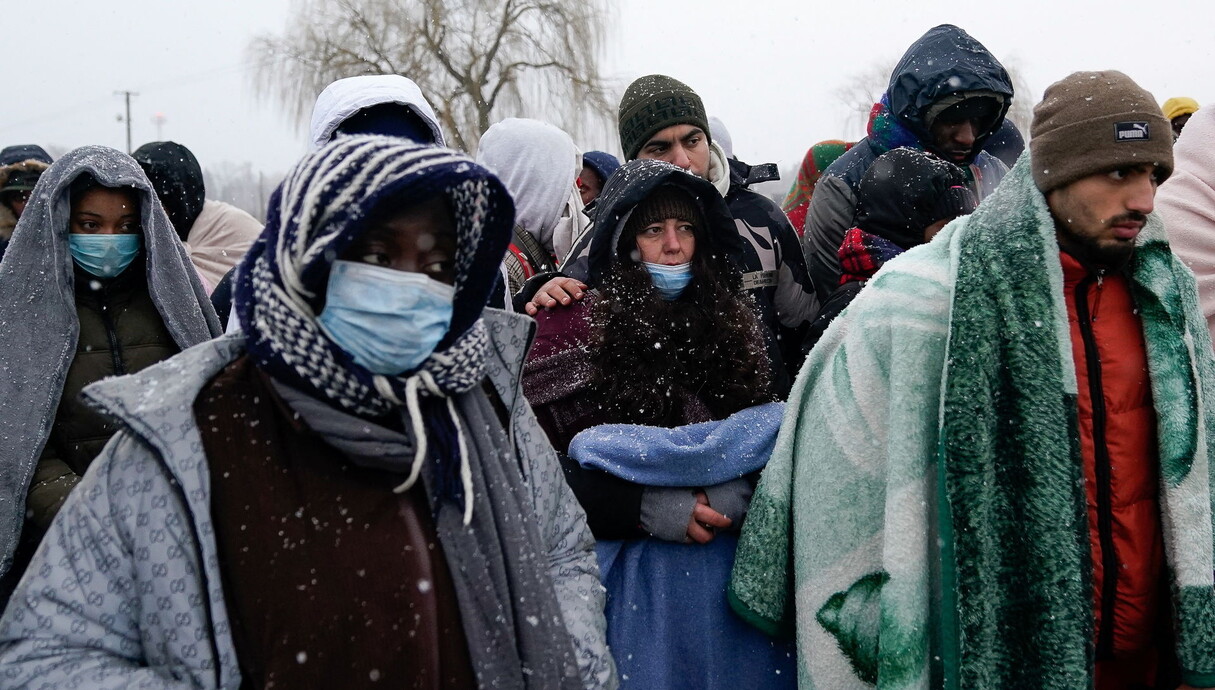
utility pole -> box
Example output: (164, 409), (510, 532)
(114, 91), (138, 153)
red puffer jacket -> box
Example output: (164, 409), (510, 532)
(1061, 252), (1166, 683)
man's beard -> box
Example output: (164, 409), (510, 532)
(1054, 211), (1146, 271)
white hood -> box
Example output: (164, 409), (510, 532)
(475, 118), (581, 254)
(308, 75), (445, 150)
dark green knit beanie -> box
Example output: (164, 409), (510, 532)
(618, 75), (711, 161)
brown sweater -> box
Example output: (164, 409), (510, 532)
(196, 357), (475, 689)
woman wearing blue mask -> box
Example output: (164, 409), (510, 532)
(0, 136), (616, 690)
(0, 146), (220, 605)
(522, 159), (793, 688)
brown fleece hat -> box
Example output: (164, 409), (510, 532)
(623, 185), (703, 241)
(1030, 71), (1173, 193)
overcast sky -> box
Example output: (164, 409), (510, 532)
(3, 0), (1211, 187)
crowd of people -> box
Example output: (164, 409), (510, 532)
(0, 21), (1211, 690)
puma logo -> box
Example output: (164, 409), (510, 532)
(1115, 121), (1151, 141)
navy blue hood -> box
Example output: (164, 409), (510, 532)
(887, 25), (1013, 151)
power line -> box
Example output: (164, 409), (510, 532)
(0, 58), (273, 135)
(114, 91), (138, 153)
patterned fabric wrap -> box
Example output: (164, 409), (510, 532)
(782, 140), (853, 213)
(867, 93), (924, 156)
(234, 136), (514, 418)
(837, 226), (906, 286)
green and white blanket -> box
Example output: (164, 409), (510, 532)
(729, 156), (1215, 688)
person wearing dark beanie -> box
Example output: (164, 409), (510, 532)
(731, 69), (1215, 690)
(525, 73), (818, 396)
(617, 75), (711, 162)
(800, 147), (977, 354)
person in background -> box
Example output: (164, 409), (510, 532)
(309, 74), (446, 150)
(0, 150), (52, 259)
(1158, 106), (1215, 346)
(708, 114), (735, 160)
(476, 118), (586, 294)
(1164, 96), (1201, 139)
(803, 24), (1013, 302)
(0, 146), (220, 606)
(0, 136), (617, 689)
(801, 147), (977, 354)
(781, 140), (855, 236)
(578, 150), (620, 207)
(134, 141), (262, 293)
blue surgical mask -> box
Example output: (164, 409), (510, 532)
(643, 261), (693, 300)
(318, 260), (455, 375)
(68, 234), (142, 278)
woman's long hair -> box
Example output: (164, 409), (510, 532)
(587, 224), (773, 427)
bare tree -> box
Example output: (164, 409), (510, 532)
(248, 0), (615, 153)
(834, 57), (1034, 141)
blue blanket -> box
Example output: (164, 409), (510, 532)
(575, 402), (795, 689)
(567, 402), (784, 485)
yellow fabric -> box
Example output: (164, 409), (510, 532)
(1165, 97), (1201, 121)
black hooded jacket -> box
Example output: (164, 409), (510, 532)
(521, 155), (812, 393)
(802, 148), (978, 354)
(584, 160), (744, 287)
(132, 142), (206, 243)
(803, 24), (1013, 301)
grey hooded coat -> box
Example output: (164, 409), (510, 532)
(0, 310), (617, 689)
(0, 145), (221, 594)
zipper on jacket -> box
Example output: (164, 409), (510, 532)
(98, 283), (127, 377)
(1076, 274), (1118, 660)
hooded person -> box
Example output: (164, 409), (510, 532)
(309, 74), (446, 150)
(1159, 106), (1215, 346)
(0, 145), (52, 167)
(578, 150), (620, 207)
(0, 135), (617, 689)
(522, 158), (793, 688)
(801, 147), (977, 354)
(803, 24), (1013, 302)
(475, 118), (587, 295)
(527, 75), (819, 395)
(0, 156), (50, 253)
(708, 115), (735, 160)
(0, 145), (221, 604)
(133, 141), (263, 292)
(781, 140), (856, 236)
(731, 71), (1215, 689)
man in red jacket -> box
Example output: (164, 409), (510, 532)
(1032, 72), (1181, 688)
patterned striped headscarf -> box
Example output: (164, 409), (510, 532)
(234, 136), (514, 419)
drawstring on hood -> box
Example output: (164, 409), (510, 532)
(234, 136), (514, 524)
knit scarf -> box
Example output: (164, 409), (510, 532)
(837, 226), (905, 285)
(234, 136), (514, 524)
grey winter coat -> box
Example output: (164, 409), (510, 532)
(0, 146), (221, 595)
(0, 311), (617, 689)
